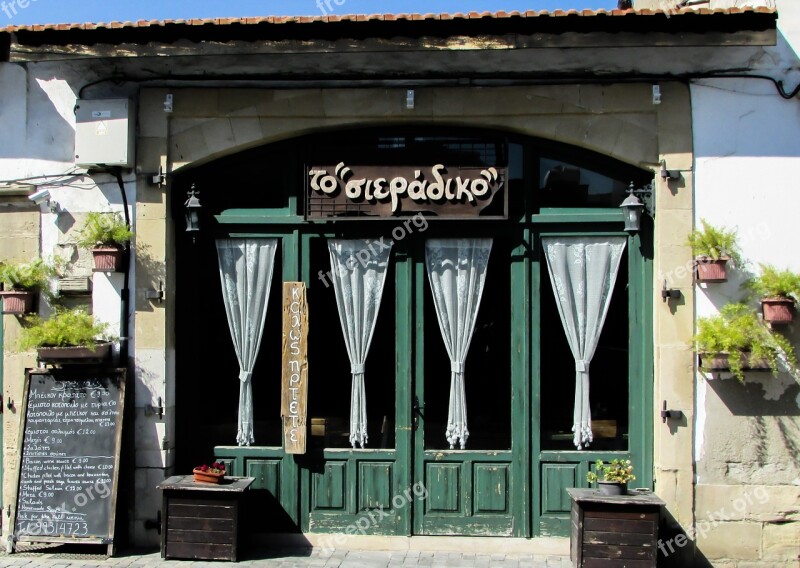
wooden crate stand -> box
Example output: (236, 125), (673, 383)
(158, 475), (255, 562)
(568, 488), (665, 568)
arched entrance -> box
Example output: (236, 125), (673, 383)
(172, 126), (654, 538)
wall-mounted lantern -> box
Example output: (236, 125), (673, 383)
(184, 185), (202, 237)
(619, 181), (654, 235)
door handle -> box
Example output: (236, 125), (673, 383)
(413, 396), (424, 430)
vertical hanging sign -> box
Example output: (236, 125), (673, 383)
(281, 282), (309, 454)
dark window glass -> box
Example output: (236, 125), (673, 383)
(306, 237), (396, 449)
(423, 239), (511, 451)
(540, 249), (629, 451)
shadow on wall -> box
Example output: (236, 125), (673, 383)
(0, 68), (76, 162)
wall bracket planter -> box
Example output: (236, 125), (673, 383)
(698, 352), (771, 378)
(761, 297), (794, 325)
(37, 341), (113, 365)
(695, 256), (729, 283)
(0, 290), (36, 314)
(91, 246), (125, 272)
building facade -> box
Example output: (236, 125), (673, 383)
(0, 3), (798, 566)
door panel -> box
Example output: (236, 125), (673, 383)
(413, 237), (522, 537)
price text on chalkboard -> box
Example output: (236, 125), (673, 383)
(13, 370), (125, 548)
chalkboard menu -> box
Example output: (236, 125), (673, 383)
(13, 369), (126, 552)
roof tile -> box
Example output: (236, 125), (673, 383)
(1, 6), (776, 34)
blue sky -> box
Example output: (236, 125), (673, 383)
(2, 1), (616, 26)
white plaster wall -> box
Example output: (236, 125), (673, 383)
(0, 61), (140, 546)
(691, 0), (800, 473)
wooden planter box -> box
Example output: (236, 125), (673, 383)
(695, 257), (729, 283)
(37, 341), (112, 365)
(0, 290), (35, 314)
(568, 488), (665, 568)
(92, 246), (125, 272)
(698, 353), (771, 376)
(158, 475), (254, 562)
(761, 297), (794, 325)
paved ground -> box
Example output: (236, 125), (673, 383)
(0, 547), (572, 567)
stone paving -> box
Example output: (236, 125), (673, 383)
(0, 548), (572, 567)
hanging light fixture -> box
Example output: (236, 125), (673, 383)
(619, 181), (653, 235)
(185, 184), (202, 237)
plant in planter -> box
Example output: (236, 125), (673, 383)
(76, 212), (133, 272)
(694, 303), (797, 382)
(687, 220), (742, 283)
(586, 459), (636, 496)
(193, 462), (227, 484)
(0, 259), (57, 314)
(744, 264), (800, 325)
(19, 308), (114, 364)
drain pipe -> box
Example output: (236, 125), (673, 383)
(110, 168), (131, 365)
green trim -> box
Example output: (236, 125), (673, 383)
(396, 247), (413, 536)
(529, 226), (542, 537)
(533, 208), (624, 224)
(511, 230), (530, 538)
(0, 317), (3, 511)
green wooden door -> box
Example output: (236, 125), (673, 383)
(411, 233), (530, 537)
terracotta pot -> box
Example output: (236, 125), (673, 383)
(0, 290), (35, 314)
(597, 481), (627, 496)
(761, 297), (794, 325)
(193, 468), (225, 484)
(91, 246), (125, 272)
(695, 257), (729, 283)
(37, 341), (112, 365)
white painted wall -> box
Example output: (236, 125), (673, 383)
(691, 0), (800, 472)
(0, 62), (136, 345)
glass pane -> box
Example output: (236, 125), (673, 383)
(177, 238), (284, 458)
(423, 239), (511, 451)
(307, 238), (396, 449)
(540, 249), (629, 451)
(539, 158), (629, 209)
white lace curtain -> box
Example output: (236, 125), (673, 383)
(328, 239), (393, 449)
(216, 238), (278, 446)
(425, 238), (493, 450)
(542, 237), (626, 450)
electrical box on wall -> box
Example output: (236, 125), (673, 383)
(74, 99), (135, 168)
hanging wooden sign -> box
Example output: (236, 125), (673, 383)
(281, 282), (309, 455)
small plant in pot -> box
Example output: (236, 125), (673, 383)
(76, 212), (133, 272)
(19, 308), (114, 364)
(0, 259), (57, 315)
(687, 220), (742, 283)
(744, 264), (800, 325)
(694, 303), (797, 382)
(193, 462), (227, 484)
(587, 459), (636, 496)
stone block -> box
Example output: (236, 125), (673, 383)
(695, 521), (761, 560)
(697, 485), (800, 524)
(138, 89), (170, 138)
(173, 89), (220, 118)
(135, 447), (174, 468)
(762, 521), (800, 563)
(134, 348), (167, 407)
(135, 137), (168, 181)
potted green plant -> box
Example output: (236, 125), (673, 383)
(687, 220), (742, 283)
(0, 259), (56, 315)
(586, 459), (636, 496)
(76, 212), (133, 272)
(19, 308), (114, 364)
(744, 264), (800, 325)
(694, 303), (797, 382)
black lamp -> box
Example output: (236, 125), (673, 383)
(619, 181), (653, 235)
(185, 185), (202, 239)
